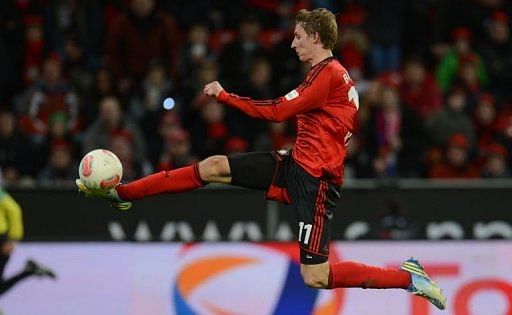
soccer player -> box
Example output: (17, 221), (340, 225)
(0, 186), (56, 296)
(77, 8), (446, 309)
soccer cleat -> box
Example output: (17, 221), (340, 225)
(401, 258), (447, 310)
(76, 179), (132, 211)
(25, 259), (57, 279)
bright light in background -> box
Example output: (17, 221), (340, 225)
(163, 97), (175, 110)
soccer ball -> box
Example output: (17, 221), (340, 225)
(79, 149), (123, 193)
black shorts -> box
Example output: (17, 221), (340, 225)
(228, 150), (341, 265)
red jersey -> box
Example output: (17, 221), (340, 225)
(217, 57), (358, 185)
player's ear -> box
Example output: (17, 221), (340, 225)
(312, 32), (321, 45)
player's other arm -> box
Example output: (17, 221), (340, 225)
(204, 70), (331, 122)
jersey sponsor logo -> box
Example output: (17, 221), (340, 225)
(284, 89), (299, 101)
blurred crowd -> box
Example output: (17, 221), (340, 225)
(0, 0), (511, 186)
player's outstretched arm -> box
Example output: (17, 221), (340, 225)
(203, 68), (331, 122)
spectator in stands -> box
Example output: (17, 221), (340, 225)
(428, 133), (480, 179)
(473, 94), (498, 152)
(181, 61), (220, 127)
(0, 111), (32, 182)
(336, 11), (369, 92)
(493, 107), (512, 156)
(83, 67), (117, 125)
(426, 86), (475, 148)
(430, 0), (509, 56)
(351, 79), (380, 178)
(36, 111), (79, 172)
(400, 0), (436, 58)
(160, 0), (212, 29)
(190, 99), (228, 158)
(105, 0), (179, 94)
(177, 23), (213, 89)
(0, 0), (43, 102)
(254, 121), (295, 151)
(357, 77), (383, 124)
(38, 140), (76, 185)
(22, 15), (44, 86)
(245, 59), (275, 100)
(156, 128), (198, 171)
(246, 0), (309, 29)
(481, 142), (509, 178)
(365, 0), (406, 74)
(270, 15), (303, 94)
(18, 54), (80, 143)
(98, 0), (124, 30)
(61, 35), (94, 98)
(82, 96), (148, 169)
(44, 0), (103, 69)
(224, 136), (249, 155)
(479, 10), (512, 102)
(131, 63), (174, 168)
(0, 41), (7, 104)
(208, 0), (249, 29)
(363, 78), (425, 177)
(109, 132), (146, 181)
(226, 58), (273, 148)
(341, 134), (360, 180)
(218, 14), (267, 91)
(47, 112), (70, 142)
(455, 53), (486, 110)
(130, 62), (173, 125)
(149, 111), (182, 167)
(399, 56), (442, 119)
(436, 27), (488, 92)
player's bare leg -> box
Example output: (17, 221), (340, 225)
(197, 155), (231, 184)
(76, 155), (232, 210)
(300, 262), (330, 288)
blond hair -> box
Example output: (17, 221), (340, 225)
(295, 8), (338, 50)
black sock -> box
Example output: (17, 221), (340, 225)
(0, 270), (32, 295)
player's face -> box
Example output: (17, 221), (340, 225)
(291, 24), (315, 63)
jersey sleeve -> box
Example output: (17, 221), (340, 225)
(0, 193), (23, 241)
(217, 66), (332, 122)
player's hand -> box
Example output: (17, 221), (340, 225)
(2, 241), (15, 255)
(203, 81), (224, 98)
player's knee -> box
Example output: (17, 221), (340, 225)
(301, 269), (328, 289)
(199, 155), (230, 181)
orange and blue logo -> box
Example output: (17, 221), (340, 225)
(173, 243), (344, 315)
